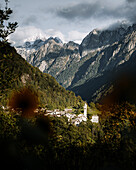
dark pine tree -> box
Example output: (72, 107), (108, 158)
(0, 0), (18, 42)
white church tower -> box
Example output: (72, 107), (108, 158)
(84, 103), (87, 118)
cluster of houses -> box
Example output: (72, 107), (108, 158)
(45, 103), (99, 126)
(0, 103), (99, 126)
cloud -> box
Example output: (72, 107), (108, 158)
(56, 1), (127, 23)
(44, 29), (87, 44)
(56, 1), (136, 25)
(23, 15), (38, 26)
(67, 31), (87, 44)
(124, 1), (136, 23)
(57, 2), (100, 20)
(9, 26), (47, 46)
(7, 0), (136, 46)
(45, 29), (65, 42)
(8, 25), (87, 46)
(8, 26), (67, 46)
(126, 0), (136, 3)
(55, 1), (136, 28)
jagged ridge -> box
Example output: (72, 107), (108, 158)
(16, 23), (136, 102)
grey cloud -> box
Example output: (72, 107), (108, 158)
(56, 1), (136, 25)
(110, 4), (136, 24)
(96, 7), (123, 19)
(57, 3), (100, 20)
(105, 21), (130, 31)
(127, 8), (136, 22)
(0, 2), (3, 8)
(56, 2), (126, 21)
(23, 15), (38, 25)
(127, 0), (136, 3)
(122, 2), (136, 23)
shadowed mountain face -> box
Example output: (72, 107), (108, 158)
(16, 23), (136, 103)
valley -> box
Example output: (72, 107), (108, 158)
(1, 0), (136, 169)
(16, 23), (136, 103)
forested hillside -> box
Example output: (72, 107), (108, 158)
(1, 100), (136, 170)
(0, 42), (84, 110)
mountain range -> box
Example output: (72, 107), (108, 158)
(16, 23), (136, 103)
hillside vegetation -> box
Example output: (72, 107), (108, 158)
(0, 42), (84, 110)
(1, 100), (136, 170)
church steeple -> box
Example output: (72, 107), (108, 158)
(84, 103), (87, 118)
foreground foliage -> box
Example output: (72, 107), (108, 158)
(1, 102), (136, 170)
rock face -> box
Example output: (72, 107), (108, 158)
(16, 37), (63, 60)
(79, 24), (128, 56)
(16, 37), (80, 88)
(16, 23), (136, 102)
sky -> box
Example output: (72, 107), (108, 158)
(1, 0), (136, 45)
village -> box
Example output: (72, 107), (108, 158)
(44, 103), (99, 126)
(0, 103), (99, 126)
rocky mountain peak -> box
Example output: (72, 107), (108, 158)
(79, 23), (130, 56)
(16, 23), (136, 103)
(24, 41), (31, 48)
(16, 36), (63, 60)
(64, 41), (79, 50)
(44, 37), (63, 45)
(91, 29), (100, 35)
(54, 37), (63, 44)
